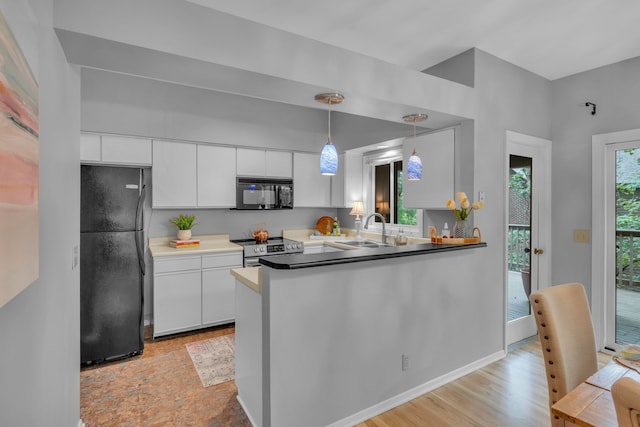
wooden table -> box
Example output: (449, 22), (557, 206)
(551, 358), (640, 427)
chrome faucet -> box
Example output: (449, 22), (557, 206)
(363, 213), (387, 244)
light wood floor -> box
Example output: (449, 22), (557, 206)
(81, 329), (611, 426)
(357, 338), (611, 427)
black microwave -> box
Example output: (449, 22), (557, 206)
(236, 177), (294, 210)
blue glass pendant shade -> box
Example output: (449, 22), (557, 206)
(320, 140), (338, 175)
(407, 151), (422, 180)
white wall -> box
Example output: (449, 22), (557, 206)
(551, 56), (640, 296)
(0, 0), (81, 426)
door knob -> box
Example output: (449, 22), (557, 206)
(534, 248), (544, 255)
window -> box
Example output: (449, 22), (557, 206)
(365, 151), (421, 235)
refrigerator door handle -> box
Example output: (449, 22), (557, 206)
(135, 184), (146, 231)
(135, 185), (146, 275)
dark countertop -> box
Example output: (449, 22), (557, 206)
(259, 241), (487, 270)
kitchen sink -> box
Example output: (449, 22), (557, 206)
(340, 240), (391, 248)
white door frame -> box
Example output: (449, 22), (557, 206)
(592, 128), (640, 350)
(505, 130), (552, 346)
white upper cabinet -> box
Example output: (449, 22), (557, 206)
(237, 148), (292, 178)
(197, 145), (236, 208)
(237, 148), (265, 176)
(102, 135), (152, 165)
(331, 152), (363, 208)
(81, 133), (152, 166)
(80, 134), (101, 162)
(152, 140), (198, 208)
(403, 128), (455, 209)
(293, 152), (331, 207)
(265, 151), (293, 178)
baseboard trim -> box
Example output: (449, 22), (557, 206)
(237, 395), (259, 427)
(326, 349), (506, 427)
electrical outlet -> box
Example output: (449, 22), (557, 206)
(402, 354), (409, 371)
(573, 229), (590, 243)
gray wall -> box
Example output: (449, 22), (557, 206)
(551, 56), (640, 293)
(0, 1), (81, 426)
(473, 49), (552, 349)
(81, 68), (413, 151)
(423, 48), (475, 88)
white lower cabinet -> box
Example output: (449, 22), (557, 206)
(303, 245), (344, 254)
(153, 251), (242, 338)
(153, 256), (202, 337)
(202, 253), (242, 325)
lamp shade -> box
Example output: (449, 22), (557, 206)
(349, 200), (365, 217)
(407, 151), (422, 180)
(403, 113), (427, 181)
(320, 141), (338, 175)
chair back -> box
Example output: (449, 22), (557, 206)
(529, 283), (598, 426)
(612, 377), (640, 427)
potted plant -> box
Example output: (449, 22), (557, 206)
(170, 214), (198, 240)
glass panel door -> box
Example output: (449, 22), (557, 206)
(507, 155), (532, 323)
(506, 131), (550, 346)
(614, 146), (640, 345)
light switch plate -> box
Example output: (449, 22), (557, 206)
(72, 245), (79, 270)
(573, 229), (590, 243)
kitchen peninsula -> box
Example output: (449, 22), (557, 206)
(232, 240), (489, 427)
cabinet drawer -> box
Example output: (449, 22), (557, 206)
(154, 256), (201, 274)
(202, 252), (243, 269)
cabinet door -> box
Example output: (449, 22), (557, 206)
(152, 140), (197, 208)
(331, 152), (363, 208)
(403, 128), (455, 209)
(197, 145), (236, 207)
(102, 135), (152, 166)
(237, 148), (266, 176)
(303, 245), (323, 254)
(80, 133), (101, 162)
(265, 151), (293, 178)
(293, 152), (331, 207)
(153, 270), (202, 337)
(202, 267), (238, 325)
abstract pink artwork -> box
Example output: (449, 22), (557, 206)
(0, 9), (39, 308)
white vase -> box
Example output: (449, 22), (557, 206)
(177, 229), (192, 241)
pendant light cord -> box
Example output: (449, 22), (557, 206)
(327, 101), (332, 144)
(412, 122), (417, 155)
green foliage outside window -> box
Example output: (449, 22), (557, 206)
(396, 169), (416, 226)
(616, 149), (640, 287)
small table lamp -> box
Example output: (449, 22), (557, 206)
(349, 200), (366, 240)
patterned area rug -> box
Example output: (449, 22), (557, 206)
(185, 334), (235, 387)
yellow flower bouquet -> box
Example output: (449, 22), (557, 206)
(446, 192), (484, 221)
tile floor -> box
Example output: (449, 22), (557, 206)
(80, 323), (250, 427)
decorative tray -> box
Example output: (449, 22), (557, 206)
(429, 226), (482, 245)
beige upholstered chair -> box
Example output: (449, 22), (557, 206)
(612, 377), (640, 427)
(529, 283), (598, 427)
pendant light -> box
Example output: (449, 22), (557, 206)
(315, 93), (344, 175)
(403, 113), (428, 181)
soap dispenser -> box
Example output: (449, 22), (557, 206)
(442, 222), (450, 237)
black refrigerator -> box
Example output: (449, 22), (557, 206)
(80, 165), (146, 365)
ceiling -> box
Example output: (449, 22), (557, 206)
(187, 0), (640, 80)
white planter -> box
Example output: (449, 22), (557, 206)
(177, 229), (192, 241)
